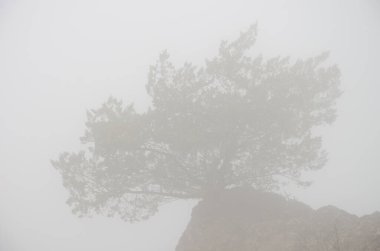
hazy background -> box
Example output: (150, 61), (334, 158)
(1, 0), (379, 250)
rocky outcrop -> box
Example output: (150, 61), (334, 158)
(176, 188), (380, 251)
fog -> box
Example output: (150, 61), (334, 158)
(1, 0), (379, 250)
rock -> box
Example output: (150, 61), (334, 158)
(176, 188), (380, 251)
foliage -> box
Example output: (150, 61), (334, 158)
(52, 25), (341, 222)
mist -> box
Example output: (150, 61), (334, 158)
(1, 0), (380, 250)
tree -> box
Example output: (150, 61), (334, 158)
(52, 25), (341, 222)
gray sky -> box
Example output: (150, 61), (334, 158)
(0, 0), (379, 250)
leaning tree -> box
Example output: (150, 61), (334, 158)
(52, 25), (341, 222)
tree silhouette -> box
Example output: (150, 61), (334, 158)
(52, 25), (341, 222)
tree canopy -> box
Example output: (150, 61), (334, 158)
(52, 25), (341, 222)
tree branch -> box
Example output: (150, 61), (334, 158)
(123, 189), (200, 199)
